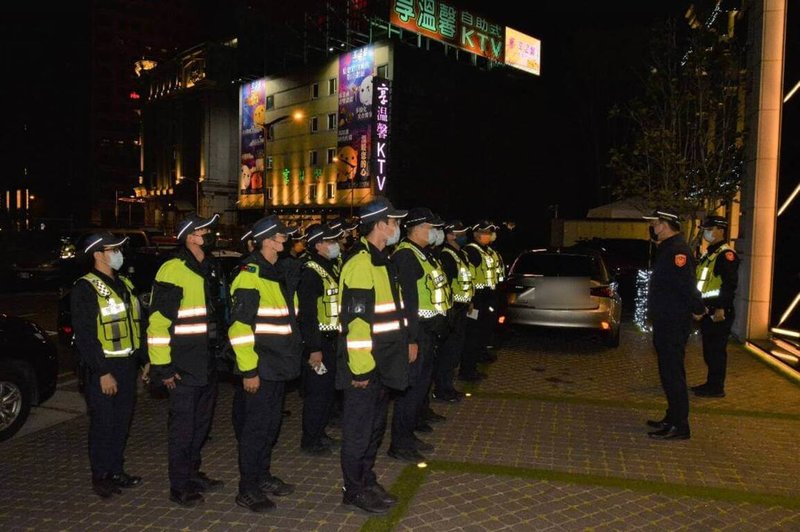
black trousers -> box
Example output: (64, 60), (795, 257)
(462, 289), (494, 375)
(435, 304), (467, 394)
(237, 379), (285, 494)
(340, 379), (389, 496)
(652, 319), (691, 429)
(301, 334), (338, 447)
(167, 373), (218, 491)
(391, 323), (435, 450)
(700, 312), (734, 390)
(85, 359), (137, 479)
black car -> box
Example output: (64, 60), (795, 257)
(0, 314), (59, 441)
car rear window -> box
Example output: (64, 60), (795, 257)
(511, 253), (607, 281)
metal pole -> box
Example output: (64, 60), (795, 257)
(262, 125), (268, 216)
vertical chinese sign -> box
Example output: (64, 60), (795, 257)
(336, 45), (375, 190)
(371, 78), (392, 193)
(239, 79), (267, 209)
(389, 0), (505, 62)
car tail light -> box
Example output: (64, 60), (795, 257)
(498, 315), (506, 324)
(590, 286), (614, 298)
(61, 325), (73, 335)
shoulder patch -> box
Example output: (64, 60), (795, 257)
(725, 251), (736, 262)
(240, 264), (257, 273)
(674, 254), (687, 267)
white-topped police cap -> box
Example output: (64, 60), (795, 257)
(82, 231), (129, 255)
(329, 217), (358, 232)
(358, 197), (408, 221)
(306, 223), (344, 244)
(643, 208), (681, 223)
(444, 220), (467, 233)
(700, 215), (728, 229)
(176, 212), (220, 242)
(471, 219), (497, 232)
(405, 207), (444, 228)
(289, 226), (305, 240)
(241, 214), (292, 243)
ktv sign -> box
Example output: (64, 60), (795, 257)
(371, 78), (392, 192)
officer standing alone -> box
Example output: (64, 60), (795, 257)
(693, 215), (739, 398)
(644, 209), (706, 440)
(72, 232), (144, 498)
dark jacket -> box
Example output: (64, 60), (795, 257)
(297, 252), (339, 354)
(649, 234), (705, 323)
(701, 240), (740, 311)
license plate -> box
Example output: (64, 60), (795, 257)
(17, 272), (32, 279)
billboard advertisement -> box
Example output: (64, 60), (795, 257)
(336, 45), (375, 190)
(504, 27), (541, 76)
(390, 0), (505, 62)
(239, 79), (267, 209)
(371, 78), (392, 192)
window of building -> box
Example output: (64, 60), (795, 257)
(377, 64), (389, 78)
(309, 184), (318, 199)
(311, 82), (319, 99)
(310, 116), (319, 133)
(267, 186), (273, 200)
(327, 148), (336, 164)
(327, 113), (336, 130)
(326, 183), (336, 199)
(309, 150), (318, 166)
(328, 77), (337, 95)
(266, 95), (274, 110)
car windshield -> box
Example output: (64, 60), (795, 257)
(511, 253), (607, 282)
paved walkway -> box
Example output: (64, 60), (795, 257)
(1, 323), (798, 531)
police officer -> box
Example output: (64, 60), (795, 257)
(692, 215), (739, 398)
(72, 232), (144, 498)
(644, 209), (705, 440)
(460, 220), (498, 381)
(147, 213), (225, 507)
(338, 197), (409, 514)
(434, 220), (474, 402)
(388, 207), (449, 462)
(297, 222), (344, 454)
(228, 215), (302, 512)
(329, 217), (359, 274)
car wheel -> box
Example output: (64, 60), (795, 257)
(603, 326), (621, 348)
(0, 366), (33, 442)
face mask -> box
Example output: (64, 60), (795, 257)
(490, 232), (497, 242)
(648, 226), (658, 241)
(434, 229), (445, 247)
(426, 227), (438, 246)
(325, 242), (341, 260)
(386, 224), (401, 246)
(455, 234), (468, 246)
(107, 250), (124, 271)
(702, 230), (715, 242)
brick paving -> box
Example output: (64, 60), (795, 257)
(1, 322), (799, 531)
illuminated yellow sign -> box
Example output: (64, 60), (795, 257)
(504, 27), (541, 76)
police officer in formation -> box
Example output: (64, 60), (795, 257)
(72, 232), (144, 498)
(147, 213), (226, 506)
(693, 215), (739, 398)
(228, 215), (302, 512)
(644, 209), (705, 441)
(297, 223), (344, 454)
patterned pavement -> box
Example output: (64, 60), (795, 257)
(1, 323), (798, 531)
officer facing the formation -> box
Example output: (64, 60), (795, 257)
(297, 222), (344, 454)
(460, 220), (499, 381)
(147, 213), (225, 507)
(72, 232), (144, 498)
(644, 209), (705, 440)
(389, 207), (449, 463)
(338, 197), (409, 514)
(228, 215), (302, 512)
(693, 215), (739, 398)
(435, 220), (474, 402)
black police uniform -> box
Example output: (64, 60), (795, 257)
(462, 242), (495, 379)
(697, 241), (739, 395)
(436, 242), (468, 399)
(72, 269), (145, 493)
(648, 233), (705, 436)
(297, 251), (339, 452)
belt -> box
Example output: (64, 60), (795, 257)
(321, 331), (340, 339)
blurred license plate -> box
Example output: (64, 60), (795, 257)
(17, 272), (32, 279)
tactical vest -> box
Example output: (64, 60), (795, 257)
(442, 247), (475, 303)
(82, 273), (141, 358)
(488, 247), (505, 283)
(466, 242), (497, 290)
(305, 259), (340, 331)
(696, 243), (732, 299)
(395, 241), (451, 318)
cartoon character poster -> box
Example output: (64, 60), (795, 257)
(239, 79), (267, 208)
(337, 46), (375, 190)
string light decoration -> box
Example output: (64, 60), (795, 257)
(634, 268), (652, 332)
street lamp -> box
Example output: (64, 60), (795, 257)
(177, 175), (203, 215)
(258, 110), (304, 215)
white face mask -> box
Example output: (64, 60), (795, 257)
(702, 229), (715, 243)
(433, 228), (445, 247)
(386, 224), (401, 246)
(426, 227), (438, 246)
(106, 250), (124, 271)
(325, 242), (341, 260)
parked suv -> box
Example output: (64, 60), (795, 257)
(497, 247), (622, 346)
(0, 314), (58, 441)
